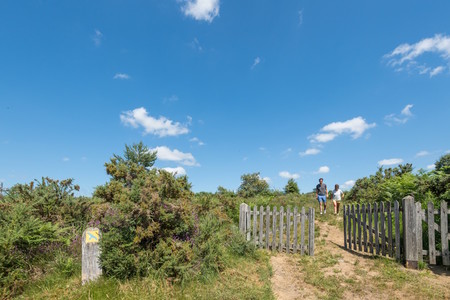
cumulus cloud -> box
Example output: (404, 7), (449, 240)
(262, 177), (271, 183)
(416, 150), (430, 157)
(279, 171), (300, 180)
(299, 148), (321, 157)
(341, 180), (355, 189)
(385, 104), (414, 126)
(151, 146), (199, 166)
(114, 73), (130, 80)
(384, 34), (450, 77)
(92, 29), (103, 46)
(378, 158), (403, 166)
(181, 0), (220, 22)
(161, 166), (187, 176)
(309, 117), (375, 143)
(315, 166), (330, 174)
(120, 107), (189, 137)
(62, 157), (70, 162)
(252, 57), (261, 69)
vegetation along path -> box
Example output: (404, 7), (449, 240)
(270, 214), (450, 300)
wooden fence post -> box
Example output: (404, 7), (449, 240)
(279, 206), (284, 251)
(301, 207), (306, 255)
(441, 200), (450, 266)
(82, 227), (102, 284)
(266, 206), (270, 249)
(402, 196), (418, 269)
(362, 204), (367, 253)
(253, 206), (257, 245)
(308, 207), (315, 256)
(368, 203), (373, 254)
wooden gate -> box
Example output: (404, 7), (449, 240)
(239, 203), (315, 255)
(343, 196), (450, 268)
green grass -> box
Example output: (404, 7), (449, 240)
(16, 251), (273, 300)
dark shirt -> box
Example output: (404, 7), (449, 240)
(316, 183), (327, 196)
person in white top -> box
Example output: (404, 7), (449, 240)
(332, 184), (344, 214)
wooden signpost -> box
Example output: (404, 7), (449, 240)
(82, 227), (102, 284)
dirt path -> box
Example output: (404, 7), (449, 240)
(270, 218), (450, 300)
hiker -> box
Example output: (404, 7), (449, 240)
(316, 178), (327, 214)
(332, 184), (344, 214)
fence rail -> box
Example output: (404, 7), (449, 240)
(239, 203), (315, 256)
(344, 196), (450, 268)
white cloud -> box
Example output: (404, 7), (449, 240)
(163, 95), (179, 103)
(309, 117), (375, 143)
(385, 104), (414, 125)
(385, 34), (450, 77)
(92, 29), (103, 46)
(190, 38), (203, 51)
(416, 150), (430, 157)
(430, 66), (445, 77)
(427, 164), (436, 170)
(151, 146), (199, 166)
(279, 171), (300, 180)
(299, 148), (321, 157)
(378, 158), (403, 166)
(252, 57), (261, 69)
(120, 107), (189, 137)
(189, 137), (205, 146)
(161, 166), (187, 176)
(298, 10), (303, 25)
(114, 73), (130, 80)
(315, 166), (330, 174)
(181, 0), (220, 22)
(341, 180), (355, 189)
(62, 157), (70, 162)
(259, 147), (266, 151)
(262, 176), (271, 183)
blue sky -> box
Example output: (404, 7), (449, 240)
(1, 0), (449, 195)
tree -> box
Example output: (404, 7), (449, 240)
(104, 141), (157, 188)
(435, 153), (450, 173)
(284, 179), (300, 194)
(237, 172), (269, 198)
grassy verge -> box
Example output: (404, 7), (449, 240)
(16, 251), (273, 300)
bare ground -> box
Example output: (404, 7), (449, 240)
(270, 217), (450, 300)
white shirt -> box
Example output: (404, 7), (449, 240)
(332, 189), (343, 201)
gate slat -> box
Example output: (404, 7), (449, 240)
(272, 206), (277, 251)
(381, 202), (386, 256)
(374, 202), (379, 255)
(266, 206), (270, 249)
(357, 204), (362, 251)
(362, 204), (367, 252)
(259, 206), (264, 248)
(301, 207), (306, 255)
(387, 202), (393, 257)
(428, 202), (436, 265)
(293, 207), (298, 254)
(368, 203), (373, 254)
(348, 205), (352, 250)
(441, 200), (449, 266)
(394, 200), (400, 261)
(352, 205), (357, 250)
(253, 206), (257, 244)
(344, 205), (347, 249)
(246, 205), (251, 241)
(416, 202), (423, 263)
(279, 206), (284, 251)
(286, 207), (291, 253)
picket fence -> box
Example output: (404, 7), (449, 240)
(239, 203), (315, 255)
(343, 196), (450, 268)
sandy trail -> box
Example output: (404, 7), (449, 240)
(270, 218), (450, 300)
